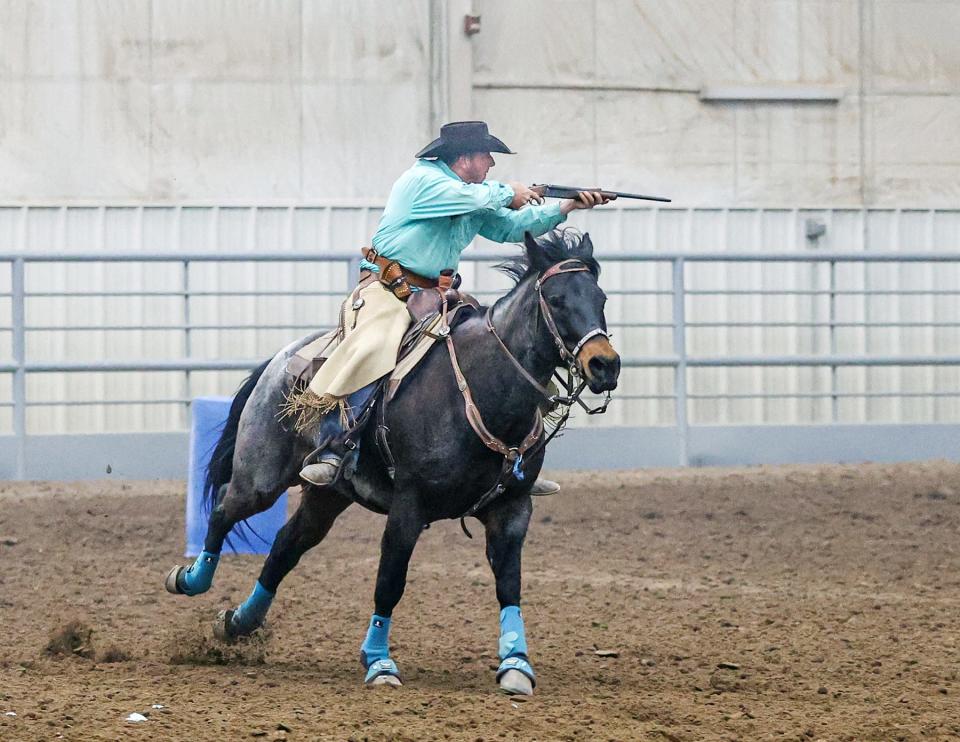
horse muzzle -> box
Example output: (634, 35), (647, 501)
(577, 336), (620, 393)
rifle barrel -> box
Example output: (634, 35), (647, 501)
(534, 184), (671, 203)
(607, 190), (672, 203)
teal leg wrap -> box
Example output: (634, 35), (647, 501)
(360, 614), (400, 682)
(360, 614), (391, 667)
(497, 605), (536, 686)
(498, 605), (529, 659)
(179, 551), (220, 596)
(230, 581), (274, 634)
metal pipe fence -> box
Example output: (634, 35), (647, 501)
(0, 250), (958, 477)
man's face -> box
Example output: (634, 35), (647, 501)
(457, 151), (495, 183)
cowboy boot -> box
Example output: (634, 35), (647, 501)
(529, 478), (560, 496)
(299, 454), (343, 487)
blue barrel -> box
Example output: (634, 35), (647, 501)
(185, 396), (288, 557)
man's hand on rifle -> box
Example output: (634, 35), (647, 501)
(507, 182), (545, 210)
(506, 182), (617, 213)
(559, 189), (616, 215)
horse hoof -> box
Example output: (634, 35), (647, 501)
(213, 609), (238, 643)
(164, 565), (185, 595)
(499, 669), (534, 696)
(368, 674), (402, 688)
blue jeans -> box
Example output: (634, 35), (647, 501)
(311, 382), (378, 461)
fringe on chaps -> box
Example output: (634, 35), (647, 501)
(278, 385), (351, 433)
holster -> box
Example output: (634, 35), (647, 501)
(378, 260), (412, 300)
(361, 246), (442, 301)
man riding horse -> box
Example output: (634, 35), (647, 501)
(292, 120), (612, 494)
(166, 121), (622, 695)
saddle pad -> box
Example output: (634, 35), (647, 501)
(385, 313), (445, 401)
(385, 300), (478, 400)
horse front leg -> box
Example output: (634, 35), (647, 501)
(480, 493), (535, 696)
(360, 497), (425, 687)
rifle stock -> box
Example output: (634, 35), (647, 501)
(533, 184), (671, 203)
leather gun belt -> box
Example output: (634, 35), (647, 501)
(361, 247), (437, 299)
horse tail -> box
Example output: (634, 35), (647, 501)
(203, 359), (271, 516)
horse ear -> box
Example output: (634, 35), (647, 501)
(579, 232), (594, 258)
(523, 232), (550, 271)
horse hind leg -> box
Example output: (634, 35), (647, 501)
(165, 478), (288, 597)
(166, 346), (302, 597)
(215, 487), (352, 640)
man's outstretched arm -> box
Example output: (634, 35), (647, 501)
(478, 190), (612, 243)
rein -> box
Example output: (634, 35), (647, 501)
(446, 259), (613, 533)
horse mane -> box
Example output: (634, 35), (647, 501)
(496, 228), (600, 284)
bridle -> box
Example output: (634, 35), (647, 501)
(486, 259), (612, 416)
(443, 258), (615, 531)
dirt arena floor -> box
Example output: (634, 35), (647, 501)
(1, 461), (959, 741)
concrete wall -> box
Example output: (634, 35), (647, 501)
(474, 0), (960, 207)
(1, 1), (959, 206)
(0, 0), (433, 202)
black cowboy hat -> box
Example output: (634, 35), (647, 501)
(415, 121), (516, 159)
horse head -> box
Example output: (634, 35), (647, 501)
(522, 230), (621, 394)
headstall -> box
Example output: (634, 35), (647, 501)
(487, 259), (612, 416)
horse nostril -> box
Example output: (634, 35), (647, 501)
(588, 354), (620, 379)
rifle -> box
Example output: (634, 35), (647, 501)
(532, 184), (671, 203)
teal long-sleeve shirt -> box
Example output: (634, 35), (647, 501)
(362, 159), (567, 279)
